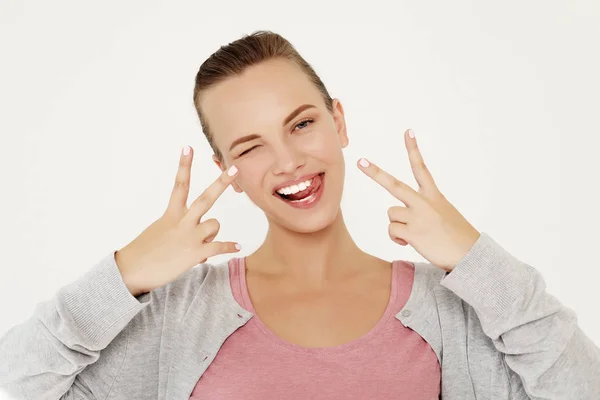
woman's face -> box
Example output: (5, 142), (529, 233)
(200, 58), (349, 233)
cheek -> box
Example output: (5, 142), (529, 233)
(298, 130), (342, 162)
(236, 159), (270, 194)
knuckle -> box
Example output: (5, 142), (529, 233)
(174, 180), (188, 190)
(201, 218), (220, 234)
(388, 223), (395, 236)
(209, 218), (220, 230)
(388, 222), (404, 238)
(387, 207), (398, 221)
(194, 194), (209, 208)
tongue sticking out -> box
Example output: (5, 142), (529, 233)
(281, 173), (322, 201)
(286, 185), (316, 201)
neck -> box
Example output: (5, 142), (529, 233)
(247, 209), (368, 287)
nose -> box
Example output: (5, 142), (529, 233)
(271, 141), (305, 176)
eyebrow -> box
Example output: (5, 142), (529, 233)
(228, 104), (317, 152)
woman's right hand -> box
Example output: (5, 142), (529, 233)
(114, 145), (240, 296)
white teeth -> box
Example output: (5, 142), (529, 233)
(276, 177), (314, 195)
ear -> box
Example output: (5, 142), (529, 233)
(331, 98), (349, 148)
(212, 154), (244, 193)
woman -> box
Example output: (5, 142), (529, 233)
(1, 31), (599, 400)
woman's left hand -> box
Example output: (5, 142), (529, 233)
(357, 128), (481, 272)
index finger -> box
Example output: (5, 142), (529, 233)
(166, 145), (195, 214)
(183, 165), (239, 226)
(357, 158), (420, 207)
(404, 129), (438, 191)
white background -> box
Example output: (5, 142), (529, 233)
(1, 0), (599, 397)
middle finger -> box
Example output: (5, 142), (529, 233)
(183, 165), (239, 227)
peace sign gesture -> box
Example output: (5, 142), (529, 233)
(115, 145), (241, 296)
(358, 129), (481, 272)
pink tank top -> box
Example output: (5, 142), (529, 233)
(190, 258), (441, 399)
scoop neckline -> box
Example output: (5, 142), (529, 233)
(234, 256), (400, 356)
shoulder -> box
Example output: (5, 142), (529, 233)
(147, 257), (236, 308)
(394, 259), (458, 317)
(397, 259), (448, 289)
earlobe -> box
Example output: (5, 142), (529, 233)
(341, 134), (349, 148)
(213, 154), (244, 193)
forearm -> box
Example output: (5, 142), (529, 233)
(440, 233), (600, 399)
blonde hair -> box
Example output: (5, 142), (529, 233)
(192, 30), (333, 161)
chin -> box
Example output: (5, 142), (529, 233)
(275, 206), (340, 234)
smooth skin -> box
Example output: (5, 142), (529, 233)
(194, 58), (481, 348)
(358, 128), (481, 273)
(115, 58), (480, 348)
(115, 146), (241, 297)
(234, 128), (482, 348)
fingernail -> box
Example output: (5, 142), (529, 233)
(235, 243), (242, 250)
(227, 165), (239, 176)
(359, 158), (370, 167)
(408, 129), (415, 139)
(182, 145), (191, 156)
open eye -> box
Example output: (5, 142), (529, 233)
(294, 118), (314, 131)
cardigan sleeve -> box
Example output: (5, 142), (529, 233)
(0, 251), (156, 400)
(440, 232), (600, 399)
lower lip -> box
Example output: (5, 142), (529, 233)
(276, 173), (325, 209)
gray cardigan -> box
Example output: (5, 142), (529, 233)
(1, 232), (599, 399)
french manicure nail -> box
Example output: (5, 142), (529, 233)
(359, 158), (370, 167)
(408, 129), (415, 139)
(227, 165), (239, 176)
(182, 145), (191, 156)
(235, 243), (242, 250)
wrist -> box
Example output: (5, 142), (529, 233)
(114, 250), (143, 296)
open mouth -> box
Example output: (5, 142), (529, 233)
(273, 172), (325, 209)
